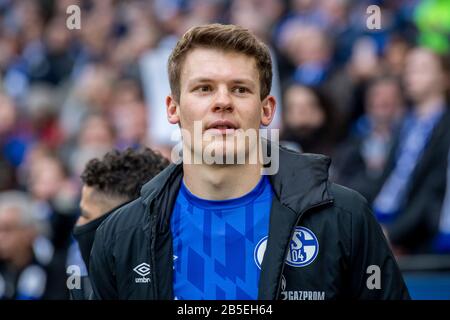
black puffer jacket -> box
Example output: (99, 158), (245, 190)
(89, 146), (410, 300)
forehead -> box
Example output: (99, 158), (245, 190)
(407, 49), (439, 69)
(286, 86), (315, 102)
(181, 48), (259, 83)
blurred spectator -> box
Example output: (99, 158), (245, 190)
(59, 63), (116, 140)
(0, 191), (67, 299)
(278, 22), (333, 87)
(21, 146), (78, 249)
(66, 113), (116, 178)
(109, 78), (150, 149)
(371, 47), (450, 254)
(0, 92), (31, 169)
(333, 75), (406, 200)
(280, 83), (339, 155)
(382, 34), (412, 79)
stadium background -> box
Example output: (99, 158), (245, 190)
(0, 0), (450, 299)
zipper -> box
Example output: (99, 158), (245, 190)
(274, 199), (334, 300)
(149, 207), (158, 299)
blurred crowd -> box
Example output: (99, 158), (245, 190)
(0, 0), (450, 299)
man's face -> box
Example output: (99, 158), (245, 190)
(366, 81), (403, 124)
(403, 48), (444, 103)
(0, 208), (34, 261)
(167, 48), (275, 164)
(284, 86), (324, 130)
(77, 185), (105, 226)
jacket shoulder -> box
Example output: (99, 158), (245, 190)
(328, 182), (370, 215)
(96, 197), (149, 241)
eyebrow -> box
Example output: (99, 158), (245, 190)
(188, 77), (256, 86)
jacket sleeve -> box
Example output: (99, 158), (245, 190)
(89, 223), (118, 299)
(349, 195), (411, 300)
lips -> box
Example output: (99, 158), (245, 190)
(205, 120), (239, 135)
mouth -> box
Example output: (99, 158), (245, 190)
(205, 120), (239, 135)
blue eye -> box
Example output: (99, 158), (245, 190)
(234, 87), (247, 94)
(198, 85), (211, 92)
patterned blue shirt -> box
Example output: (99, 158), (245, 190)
(171, 176), (273, 300)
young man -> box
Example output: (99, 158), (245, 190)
(90, 24), (410, 300)
(70, 148), (169, 299)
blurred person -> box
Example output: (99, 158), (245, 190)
(230, 0), (284, 36)
(67, 113), (116, 178)
(2, 0), (46, 100)
(278, 23), (332, 87)
(59, 63), (116, 140)
(24, 85), (64, 149)
(333, 76), (405, 200)
(0, 191), (67, 299)
(0, 92), (31, 169)
(381, 34), (412, 79)
(277, 21), (358, 134)
(280, 83), (339, 155)
(109, 77), (149, 149)
(71, 2), (115, 75)
(371, 47), (450, 254)
(280, 0), (326, 29)
(110, 2), (160, 78)
(70, 148), (169, 299)
(30, 15), (74, 85)
(110, 77), (143, 106)
(90, 24), (409, 300)
(342, 36), (383, 125)
(318, 0), (358, 65)
(25, 148), (79, 249)
(175, 0), (225, 34)
(111, 100), (149, 150)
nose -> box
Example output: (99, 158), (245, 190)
(211, 86), (233, 113)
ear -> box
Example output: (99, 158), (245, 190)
(166, 95), (180, 125)
(260, 95), (276, 126)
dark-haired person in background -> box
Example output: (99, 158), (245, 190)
(280, 83), (340, 156)
(332, 75), (406, 201)
(70, 148), (169, 299)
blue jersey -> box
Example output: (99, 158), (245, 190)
(171, 176), (273, 300)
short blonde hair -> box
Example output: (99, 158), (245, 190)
(168, 23), (273, 102)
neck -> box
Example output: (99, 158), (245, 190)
(415, 94), (446, 119)
(183, 163), (262, 200)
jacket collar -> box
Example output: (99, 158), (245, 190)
(268, 145), (333, 213)
(140, 143), (333, 215)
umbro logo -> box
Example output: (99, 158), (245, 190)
(133, 263), (151, 283)
(133, 263), (151, 277)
